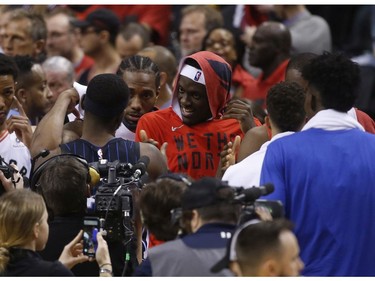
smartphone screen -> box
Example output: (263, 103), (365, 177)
(83, 216), (99, 257)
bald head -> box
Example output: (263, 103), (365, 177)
(249, 21), (291, 70)
(138, 45), (177, 86)
(260, 22), (291, 52)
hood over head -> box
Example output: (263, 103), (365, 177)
(172, 51), (232, 120)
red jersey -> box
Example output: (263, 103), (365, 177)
(75, 54), (94, 79)
(232, 64), (256, 97)
(355, 108), (375, 134)
(136, 108), (243, 179)
(137, 51), (261, 179)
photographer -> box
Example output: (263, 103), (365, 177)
(134, 177), (241, 276)
(0, 189), (111, 276)
(32, 154), (99, 276)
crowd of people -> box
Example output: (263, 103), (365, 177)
(0, 4), (375, 277)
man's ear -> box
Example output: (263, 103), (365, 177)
(190, 209), (201, 233)
(34, 39), (46, 56)
(259, 258), (280, 277)
(159, 72), (168, 89)
(16, 88), (27, 104)
(265, 116), (271, 129)
(229, 261), (243, 276)
(99, 30), (110, 44)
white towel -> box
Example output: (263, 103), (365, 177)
(302, 109), (365, 131)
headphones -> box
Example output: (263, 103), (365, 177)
(30, 153), (99, 192)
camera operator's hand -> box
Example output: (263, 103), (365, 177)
(6, 96), (33, 148)
(255, 206), (273, 221)
(0, 163), (24, 192)
(59, 230), (89, 269)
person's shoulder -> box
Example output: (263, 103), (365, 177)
(148, 238), (183, 255)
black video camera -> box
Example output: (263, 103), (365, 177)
(232, 183), (284, 224)
(90, 156), (149, 242)
(0, 156), (16, 196)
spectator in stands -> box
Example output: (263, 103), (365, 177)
(116, 22), (150, 59)
(202, 27), (255, 98)
(2, 8), (47, 63)
(74, 8), (121, 85)
(272, 5), (332, 54)
(244, 21), (291, 109)
(138, 45), (177, 109)
(178, 5), (223, 59)
(45, 7), (94, 78)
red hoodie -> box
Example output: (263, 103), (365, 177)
(136, 51), (259, 179)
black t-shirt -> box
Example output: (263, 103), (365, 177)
(4, 248), (73, 276)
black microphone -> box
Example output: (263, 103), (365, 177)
(234, 183), (274, 202)
(133, 156), (150, 179)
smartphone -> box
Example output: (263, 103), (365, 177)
(83, 216), (99, 257)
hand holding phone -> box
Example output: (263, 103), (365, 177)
(83, 216), (100, 257)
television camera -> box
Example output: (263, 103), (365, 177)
(232, 183), (284, 224)
(90, 156), (149, 276)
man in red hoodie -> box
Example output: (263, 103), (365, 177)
(136, 51), (260, 179)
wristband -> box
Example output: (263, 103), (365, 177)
(99, 267), (113, 276)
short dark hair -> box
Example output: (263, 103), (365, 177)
(236, 219), (294, 270)
(37, 155), (88, 217)
(13, 55), (36, 89)
(0, 54), (18, 80)
(302, 52), (360, 112)
(139, 178), (187, 241)
(117, 55), (161, 89)
(84, 73), (129, 122)
(266, 81), (306, 132)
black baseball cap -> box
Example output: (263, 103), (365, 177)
(181, 177), (231, 210)
(73, 8), (120, 36)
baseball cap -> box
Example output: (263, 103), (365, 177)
(73, 8), (120, 35)
(181, 177), (231, 210)
(211, 219), (261, 273)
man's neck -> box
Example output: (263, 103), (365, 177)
(261, 55), (288, 80)
(81, 120), (116, 147)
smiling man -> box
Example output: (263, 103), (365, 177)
(136, 51), (259, 179)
